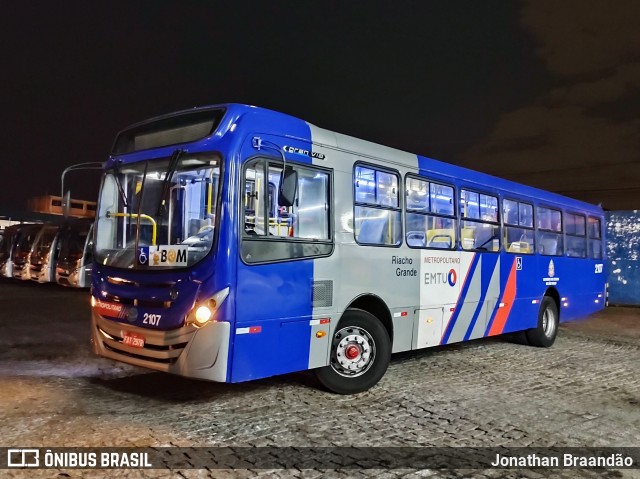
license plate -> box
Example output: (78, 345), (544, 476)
(122, 332), (145, 348)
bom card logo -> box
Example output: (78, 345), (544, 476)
(138, 246), (188, 267)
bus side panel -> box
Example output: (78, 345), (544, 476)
(325, 145), (421, 354)
(232, 250), (315, 382)
(490, 253), (540, 335)
(489, 254), (606, 336)
(485, 255), (517, 336)
(441, 253), (481, 344)
(550, 256), (604, 322)
(463, 253), (501, 341)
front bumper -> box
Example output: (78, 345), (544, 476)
(91, 311), (230, 382)
(30, 265), (50, 283)
(56, 266), (86, 287)
(13, 264), (30, 281)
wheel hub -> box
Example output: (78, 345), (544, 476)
(543, 308), (556, 338)
(331, 327), (376, 378)
(345, 344), (361, 360)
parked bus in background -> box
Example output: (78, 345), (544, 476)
(56, 219), (94, 288)
(0, 225), (23, 278)
(29, 223), (61, 283)
(90, 104), (606, 394)
(12, 224), (43, 281)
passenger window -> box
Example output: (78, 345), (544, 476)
(242, 158), (332, 263)
(588, 216), (601, 239)
(460, 190), (480, 219)
(431, 183), (454, 215)
(503, 199), (518, 225)
(461, 189), (500, 252)
(405, 176), (456, 249)
(479, 195), (498, 222)
(355, 165), (399, 208)
(354, 165), (401, 246)
(588, 216), (602, 259)
(565, 213), (586, 236)
(519, 203), (534, 228)
(406, 177), (428, 211)
(536, 206), (563, 256)
(565, 212), (587, 258)
(503, 199), (535, 254)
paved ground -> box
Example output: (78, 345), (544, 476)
(0, 279), (639, 478)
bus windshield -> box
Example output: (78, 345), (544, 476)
(58, 224), (90, 262)
(0, 228), (16, 258)
(95, 153), (221, 269)
(33, 226), (58, 255)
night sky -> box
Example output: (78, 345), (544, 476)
(2, 1), (639, 212)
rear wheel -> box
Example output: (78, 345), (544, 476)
(526, 297), (559, 347)
(315, 308), (391, 394)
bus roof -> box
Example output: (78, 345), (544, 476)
(115, 103), (603, 216)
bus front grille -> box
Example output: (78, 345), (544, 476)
(95, 315), (195, 366)
(103, 342), (177, 364)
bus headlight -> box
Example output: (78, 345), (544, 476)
(195, 305), (213, 324)
(188, 287), (230, 327)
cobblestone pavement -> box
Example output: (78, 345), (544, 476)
(0, 279), (639, 478)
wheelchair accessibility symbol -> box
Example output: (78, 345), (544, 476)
(516, 257), (523, 271)
(138, 247), (149, 265)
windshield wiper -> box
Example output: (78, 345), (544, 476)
(112, 160), (129, 208)
(156, 149), (185, 217)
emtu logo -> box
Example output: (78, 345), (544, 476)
(448, 269), (457, 287)
(424, 270), (457, 286)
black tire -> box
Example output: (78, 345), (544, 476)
(509, 330), (530, 346)
(526, 297), (559, 347)
(315, 308), (391, 394)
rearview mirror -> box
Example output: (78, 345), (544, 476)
(278, 167), (298, 207)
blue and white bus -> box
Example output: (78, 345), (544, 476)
(90, 104), (606, 394)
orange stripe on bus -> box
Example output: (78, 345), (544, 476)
(488, 259), (517, 336)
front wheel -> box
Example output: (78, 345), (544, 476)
(315, 308), (391, 394)
(526, 297), (559, 347)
